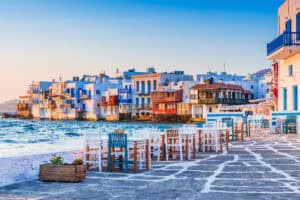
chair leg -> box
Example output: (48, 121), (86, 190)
(125, 148), (129, 173)
(180, 142), (183, 161)
(166, 144), (169, 161)
(202, 134), (205, 152)
(98, 146), (102, 172)
(108, 147), (112, 172)
(215, 135), (218, 153)
(139, 151), (142, 170)
(157, 145), (160, 162)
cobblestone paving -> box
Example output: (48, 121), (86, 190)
(2, 129), (300, 199)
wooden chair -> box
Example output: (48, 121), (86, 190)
(108, 133), (129, 172)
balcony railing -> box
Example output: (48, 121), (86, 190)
(198, 98), (248, 105)
(267, 32), (300, 56)
(80, 94), (92, 100)
(118, 99), (132, 104)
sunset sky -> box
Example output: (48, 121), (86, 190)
(0, 0), (283, 102)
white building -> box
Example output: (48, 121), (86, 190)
(28, 81), (52, 119)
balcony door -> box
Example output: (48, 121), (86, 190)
(285, 19), (292, 45)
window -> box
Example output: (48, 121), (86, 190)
(153, 80), (157, 91)
(147, 98), (151, 105)
(141, 81), (145, 94)
(141, 98), (145, 108)
(96, 90), (100, 95)
(293, 85), (298, 110)
(136, 98), (139, 106)
(147, 80), (151, 94)
(283, 88), (287, 111)
(289, 65), (293, 76)
(136, 81), (140, 91)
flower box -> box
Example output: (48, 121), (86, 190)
(40, 164), (86, 182)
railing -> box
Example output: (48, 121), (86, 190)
(118, 99), (132, 104)
(118, 88), (132, 93)
(135, 105), (152, 111)
(80, 94), (92, 100)
(267, 32), (300, 56)
(198, 98), (248, 105)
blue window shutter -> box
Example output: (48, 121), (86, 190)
(293, 85), (298, 111)
(283, 88), (287, 111)
(297, 13), (300, 40)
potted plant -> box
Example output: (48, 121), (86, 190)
(40, 154), (86, 182)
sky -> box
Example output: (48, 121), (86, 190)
(0, 0), (283, 102)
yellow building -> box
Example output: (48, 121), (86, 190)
(267, 0), (300, 111)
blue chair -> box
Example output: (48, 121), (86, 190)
(222, 118), (234, 140)
(108, 133), (129, 172)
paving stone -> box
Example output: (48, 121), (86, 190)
(2, 131), (300, 199)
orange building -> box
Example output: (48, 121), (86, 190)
(151, 89), (183, 114)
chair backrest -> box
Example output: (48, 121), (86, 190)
(166, 128), (179, 138)
(84, 132), (102, 147)
(114, 129), (125, 134)
(108, 133), (127, 148)
(222, 118), (234, 128)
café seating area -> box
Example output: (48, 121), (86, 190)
(83, 112), (255, 173)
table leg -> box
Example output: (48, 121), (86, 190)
(185, 135), (189, 160)
(248, 122), (251, 137)
(134, 142), (138, 173)
(199, 130), (202, 152)
(235, 123), (239, 141)
(226, 130), (229, 152)
(193, 134), (196, 159)
(241, 123), (244, 141)
(86, 145), (90, 169)
(161, 135), (165, 161)
(112, 147), (115, 171)
(219, 132), (223, 153)
(209, 134), (212, 152)
(146, 140), (150, 170)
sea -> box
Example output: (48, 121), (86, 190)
(0, 118), (185, 157)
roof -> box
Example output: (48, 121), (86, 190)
(190, 83), (246, 91)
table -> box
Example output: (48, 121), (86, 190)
(198, 127), (230, 153)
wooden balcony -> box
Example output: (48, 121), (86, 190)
(198, 98), (248, 105)
(151, 90), (183, 103)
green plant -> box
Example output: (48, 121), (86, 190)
(50, 154), (63, 165)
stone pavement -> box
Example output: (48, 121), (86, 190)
(2, 129), (300, 200)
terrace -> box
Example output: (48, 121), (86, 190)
(2, 129), (300, 199)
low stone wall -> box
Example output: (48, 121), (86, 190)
(0, 150), (82, 187)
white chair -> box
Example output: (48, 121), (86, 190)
(129, 130), (148, 170)
(149, 129), (162, 161)
(83, 133), (104, 172)
(178, 127), (196, 160)
(165, 129), (183, 161)
(202, 128), (220, 153)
